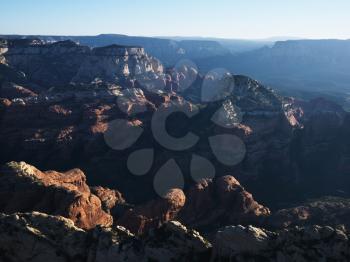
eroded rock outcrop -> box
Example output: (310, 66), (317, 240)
(91, 186), (125, 213)
(0, 161), (112, 229)
(105, 175), (268, 236)
(118, 188), (186, 235)
(0, 160), (271, 236)
(179, 176), (271, 231)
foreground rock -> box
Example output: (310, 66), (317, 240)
(1, 212), (349, 262)
(0, 161), (112, 229)
(213, 225), (273, 257)
(0, 212), (210, 262)
(269, 196), (350, 230)
(212, 224), (350, 261)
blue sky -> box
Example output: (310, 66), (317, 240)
(1, 0), (349, 39)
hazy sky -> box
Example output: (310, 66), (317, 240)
(1, 0), (350, 39)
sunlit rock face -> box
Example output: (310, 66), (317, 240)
(0, 40), (7, 64)
(0, 161), (113, 230)
(2, 40), (164, 87)
(72, 45), (164, 84)
(0, 159), (271, 236)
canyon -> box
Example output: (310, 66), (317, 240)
(0, 38), (349, 261)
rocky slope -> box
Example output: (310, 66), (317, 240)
(0, 60), (291, 200)
(0, 39), (349, 206)
(0, 212), (349, 262)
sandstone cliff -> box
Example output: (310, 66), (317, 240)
(1, 39), (163, 87)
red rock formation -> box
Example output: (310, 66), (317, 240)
(116, 176), (270, 235)
(91, 186), (125, 213)
(179, 176), (270, 229)
(0, 161), (112, 229)
(117, 188), (186, 235)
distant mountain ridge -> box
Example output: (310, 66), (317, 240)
(194, 39), (350, 109)
(0, 34), (230, 66)
(2, 34), (350, 108)
(0, 38), (163, 87)
(156, 36), (304, 53)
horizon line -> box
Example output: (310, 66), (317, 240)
(1, 33), (350, 41)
